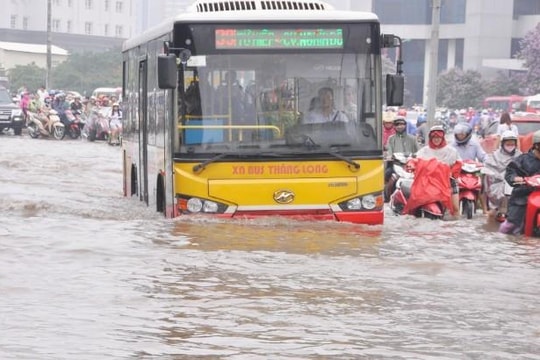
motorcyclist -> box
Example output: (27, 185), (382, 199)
(499, 129), (540, 234)
(70, 96), (83, 115)
(415, 113), (428, 146)
(387, 116), (419, 158)
(384, 116), (419, 202)
(451, 122), (488, 214)
(382, 110), (396, 152)
(108, 103), (122, 145)
(482, 130), (521, 221)
(451, 122), (486, 163)
(416, 125), (462, 215)
(52, 93), (70, 125)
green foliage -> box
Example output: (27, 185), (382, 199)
(7, 47), (122, 97)
(436, 67), (485, 109)
(483, 71), (523, 97)
(7, 63), (46, 93)
(52, 47), (122, 96)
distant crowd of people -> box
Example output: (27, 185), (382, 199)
(14, 86), (122, 144)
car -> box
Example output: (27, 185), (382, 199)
(511, 112), (540, 152)
(0, 86), (25, 135)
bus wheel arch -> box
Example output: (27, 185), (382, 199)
(131, 164), (138, 196)
(156, 174), (165, 214)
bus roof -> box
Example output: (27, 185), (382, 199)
(484, 95), (524, 100)
(526, 94), (540, 100)
(123, 0), (379, 51)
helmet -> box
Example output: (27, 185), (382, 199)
(397, 108), (407, 116)
(393, 116), (407, 125)
(453, 123), (473, 144)
(500, 130), (517, 144)
(533, 130), (540, 145)
(416, 114), (427, 126)
(429, 125), (446, 136)
(383, 111), (395, 123)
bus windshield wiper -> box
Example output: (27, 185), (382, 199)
(327, 149), (360, 170)
(192, 153), (231, 173)
(192, 151), (287, 173)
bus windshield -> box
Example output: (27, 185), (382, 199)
(174, 24), (380, 156)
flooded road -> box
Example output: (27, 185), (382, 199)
(0, 134), (539, 359)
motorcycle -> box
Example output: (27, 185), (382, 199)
(385, 152), (412, 204)
(62, 109), (85, 139)
(83, 108), (110, 142)
(26, 109), (65, 140)
(457, 160), (483, 219)
(389, 156), (447, 219)
(521, 175), (540, 237)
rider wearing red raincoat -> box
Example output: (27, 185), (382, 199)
(404, 125), (462, 216)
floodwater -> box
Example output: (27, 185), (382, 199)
(0, 134), (539, 360)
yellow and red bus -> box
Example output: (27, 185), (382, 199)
(121, 0), (404, 224)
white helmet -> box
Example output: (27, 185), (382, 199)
(500, 130), (517, 143)
(534, 130), (540, 145)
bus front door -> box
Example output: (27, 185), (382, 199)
(138, 59), (149, 205)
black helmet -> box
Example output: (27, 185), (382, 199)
(453, 123), (473, 145)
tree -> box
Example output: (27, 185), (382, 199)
(6, 48), (122, 97)
(483, 70), (523, 97)
(436, 67), (484, 109)
(516, 23), (540, 94)
(52, 47), (122, 96)
(7, 63), (46, 93)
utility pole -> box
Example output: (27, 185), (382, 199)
(46, 0), (52, 89)
(426, 0), (441, 129)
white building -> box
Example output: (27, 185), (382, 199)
(1, 0), (135, 53)
(5, 0), (134, 38)
(0, 41), (68, 69)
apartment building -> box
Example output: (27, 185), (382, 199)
(0, 0), (135, 53)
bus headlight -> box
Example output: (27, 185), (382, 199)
(179, 195), (228, 214)
(186, 198), (203, 213)
(361, 195), (376, 210)
(338, 193), (383, 211)
(346, 197), (362, 210)
(202, 200), (219, 213)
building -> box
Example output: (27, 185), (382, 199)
(135, 0), (193, 35)
(335, 0), (540, 105)
(0, 41), (69, 69)
(2, 0), (539, 105)
(132, 0), (540, 105)
(0, 0), (135, 54)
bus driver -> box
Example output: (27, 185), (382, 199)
(304, 87), (349, 124)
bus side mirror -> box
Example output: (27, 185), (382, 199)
(158, 54), (177, 89)
(386, 74), (404, 106)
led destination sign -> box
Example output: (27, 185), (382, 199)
(215, 28), (344, 49)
